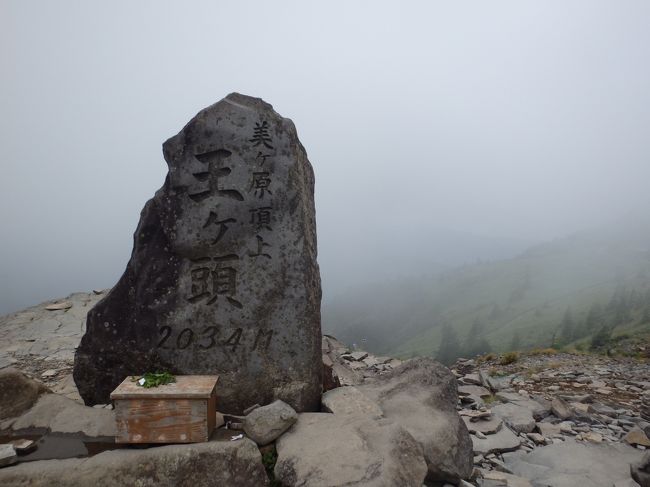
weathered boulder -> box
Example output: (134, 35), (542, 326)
(275, 413), (427, 486)
(322, 386), (383, 419)
(0, 368), (49, 420)
(243, 400), (297, 446)
(0, 437), (268, 486)
(74, 93), (322, 414)
(7, 394), (115, 437)
(359, 358), (473, 484)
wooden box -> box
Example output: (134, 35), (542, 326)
(110, 375), (219, 444)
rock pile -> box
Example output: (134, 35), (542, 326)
(2, 291), (648, 486)
(452, 351), (650, 486)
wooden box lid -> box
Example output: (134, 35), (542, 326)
(110, 375), (219, 400)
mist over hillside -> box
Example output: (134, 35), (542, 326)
(323, 215), (650, 362)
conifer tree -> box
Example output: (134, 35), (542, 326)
(437, 324), (461, 365)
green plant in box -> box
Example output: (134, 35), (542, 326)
(132, 371), (176, 388)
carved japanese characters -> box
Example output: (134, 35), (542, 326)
(73, 93), (322, 414)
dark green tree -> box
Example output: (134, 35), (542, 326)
(464, 318), (493, 357)
(590, 326), (611, 350)
(437, 324), (461, 365)
(510, 330), (522, 351)
(559, 307), (576, 345)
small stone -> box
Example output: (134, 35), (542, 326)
(536, 422), (562, 437)
(41, 369), (58, 378)
(583, 432), (603, 443)
(526, 432), (545, 445)
(10, 439), (36, 454)
(550, 397), (573, 420)
(348, 351), (368, 361)
(243, 400), (297, 446)
(0, 444), (17, 468)
(559, 422), (576, 435)
(45, 301), (72, 311)
(625, 427), (650, 447)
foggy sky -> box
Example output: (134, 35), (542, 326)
(2, 1), (650, 314)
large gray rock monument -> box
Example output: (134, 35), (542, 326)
(74, 93), (322, 414)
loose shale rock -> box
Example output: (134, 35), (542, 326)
(359, 358), (473, 484)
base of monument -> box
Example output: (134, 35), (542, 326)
(110, 375), (219, 444)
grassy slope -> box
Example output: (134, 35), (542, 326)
(323, 218), (650, 358)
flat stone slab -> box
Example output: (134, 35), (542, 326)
(463, 415), (503, 435)
(472, 427), (522, 455)
(505, 439), (645, 487)
(0, 437), (268, 486)
(491, 403), (536, 434)
(458, 385), (492, 398)
(480, 470), (532, 487)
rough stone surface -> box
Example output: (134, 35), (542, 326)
(491, 403), (536, 434)
(275, 412), (427, 486)
(74, 93), (322, 414)
(7, 394), (116, 437)
(359, 358), (473, 484)
(505, 439), (644, 487)
(0, 368), (49, 420)
(0, 437), (268, 486)
(242, 400), (297, 446)
(322, 386), (383, 419)
(472, 427), (522, 455)
(0, 444), (17, 468)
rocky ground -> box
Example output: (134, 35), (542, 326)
(450, 351), (650, 486)
(1, 293), (649, 485)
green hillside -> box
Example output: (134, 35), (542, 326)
(323, 218), (650, 362)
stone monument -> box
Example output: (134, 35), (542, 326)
(74, 93), (322, 414)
